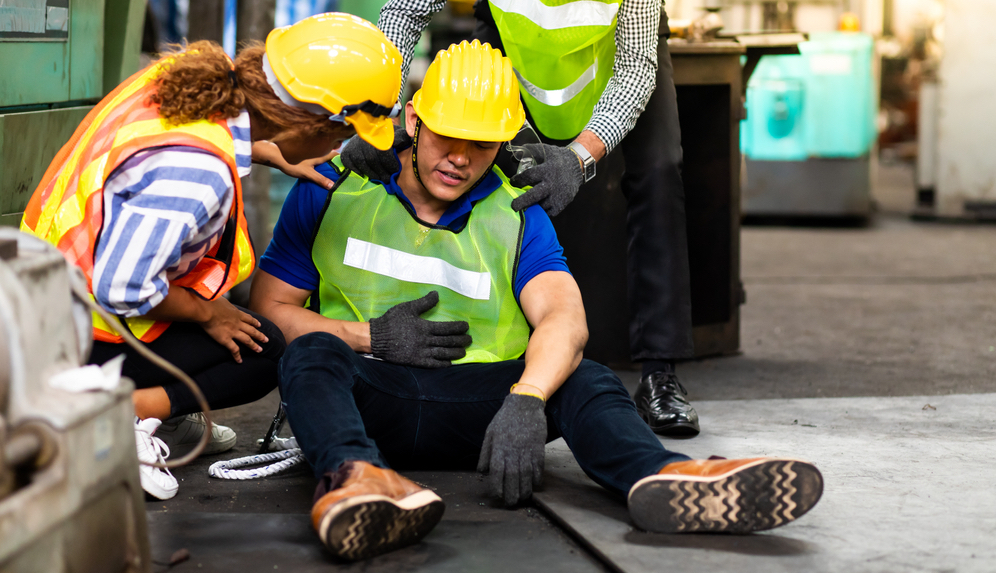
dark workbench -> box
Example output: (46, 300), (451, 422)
(555, 40), (747, 365)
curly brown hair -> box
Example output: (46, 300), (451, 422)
(150, 40), (339, 138)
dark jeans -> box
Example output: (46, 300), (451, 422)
(474, 5), (694, 361)
(278, 332), (689, 497)
(88, 306), (285, 417)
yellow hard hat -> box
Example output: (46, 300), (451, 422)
(265, 13), (402, 150)
(412, 40), (525, 142)
(839, 12), (861, 32)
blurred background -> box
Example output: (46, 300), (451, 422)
(134, 0), (985, 231)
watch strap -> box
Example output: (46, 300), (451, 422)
(568, 141), (597, 183)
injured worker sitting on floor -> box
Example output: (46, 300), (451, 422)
(249, 40), (825, 562)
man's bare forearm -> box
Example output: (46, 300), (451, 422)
(575, 130), (607, 163)
(514, 271), (588, 400)
(249, 270), (371, 350)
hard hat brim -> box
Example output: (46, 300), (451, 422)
(346, 111), (395, 151)
(412, 89), (525, 143)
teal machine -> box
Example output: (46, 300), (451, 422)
(741, 32), (877, 218)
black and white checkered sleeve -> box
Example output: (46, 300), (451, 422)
(585, 0), (662, 153)
(378, 0), (448, 102)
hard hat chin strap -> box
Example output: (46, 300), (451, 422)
(411, 117), (426, 190)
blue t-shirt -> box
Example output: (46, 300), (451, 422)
(259, 161), (569, 301)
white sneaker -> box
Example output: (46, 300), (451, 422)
(135, 418), (178, 500)
(157, 413), (237, 457)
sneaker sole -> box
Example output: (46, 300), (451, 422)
(319, 490), (445, 561)
(140, 472), (178, 500)
(201, 433), (237, 455)
(628, 459), (823, 534)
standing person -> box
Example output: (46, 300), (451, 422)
(341, 0), (699, 437)
(251, 40), (822, 562)
(20, 13), (403, 500)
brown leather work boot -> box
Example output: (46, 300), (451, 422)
(311, 461), (445, 561)
(628, 457), (823, 534)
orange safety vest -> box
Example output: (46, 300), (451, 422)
(20, 60), (255, 343)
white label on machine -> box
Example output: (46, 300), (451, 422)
(46, 6), (67, 31)
(809, 54), (853, 76)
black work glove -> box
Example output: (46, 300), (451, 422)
(509, 143), (585, 217)
(340, 126), (412, 182)
(477, 393), (548, 506)
(369, 291), (472, 368)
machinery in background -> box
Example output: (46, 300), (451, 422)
(915, 0), (996, 220)
(0, 229), (151, 572)
(741, 31), (877, 219)
(0, 0), (145, 227)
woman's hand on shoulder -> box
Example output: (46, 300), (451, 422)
(251, 140), (336, 190)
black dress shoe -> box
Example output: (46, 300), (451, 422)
(633, 371), (700, 438)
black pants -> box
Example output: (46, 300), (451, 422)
(280, 333), (689, 497)
(474, 5), (694, 361)
(88, 306), (286, 417)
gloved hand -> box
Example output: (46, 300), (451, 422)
(369, 291), (472, 368)
(477, 393), (548, 506)
(340, 125), (412, 182)
(509, 143), (585, 217)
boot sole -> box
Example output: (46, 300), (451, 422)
(628, 459), (823, 534)
(319, 490), (445, 561)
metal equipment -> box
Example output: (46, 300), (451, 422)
(741, 31), (877, 219)
(915, 0), (996, 219)
(0, 229), (151, 573)
(0, 0), (145, 227)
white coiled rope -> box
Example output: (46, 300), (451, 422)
(208, 437), (305, 480)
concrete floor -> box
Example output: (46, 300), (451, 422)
(536, 393), (996, 573)
(148, 177), (996, 572)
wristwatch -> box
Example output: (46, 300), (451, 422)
(568, 141), (597, 183)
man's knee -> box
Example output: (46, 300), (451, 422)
(558, 359), (633, 403)
(279, 332), (356, 391)
(255, 313), (288, 357)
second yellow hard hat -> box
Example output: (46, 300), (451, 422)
(265, 13), (402, 150)
(412, 40), (525, 142)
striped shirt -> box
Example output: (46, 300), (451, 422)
(92, 111), (253, 317)
(378, 0), (663, 152)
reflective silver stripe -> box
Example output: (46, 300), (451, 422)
(514, 59), (599, 106)
(490, 0), (619, 30)
(343, 237), (492, 301)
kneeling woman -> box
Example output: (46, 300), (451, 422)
(20, 14), (402, 499)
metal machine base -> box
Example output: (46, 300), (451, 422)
(743, 156), (872, 218)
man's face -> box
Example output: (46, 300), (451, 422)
(404, 102), (501, 202)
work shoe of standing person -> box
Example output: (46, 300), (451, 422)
(628, 457), (823, 534)
(633, 371), (700, 437)
(134, 417), (178, 500)
(156, 413), (237, 457)
(311, 461), (445, 561)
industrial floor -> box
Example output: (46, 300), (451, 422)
(147, 170), (996, 572)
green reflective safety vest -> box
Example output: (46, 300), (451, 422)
(311, 159), (531, 364)
(489, 0), (622, 140)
